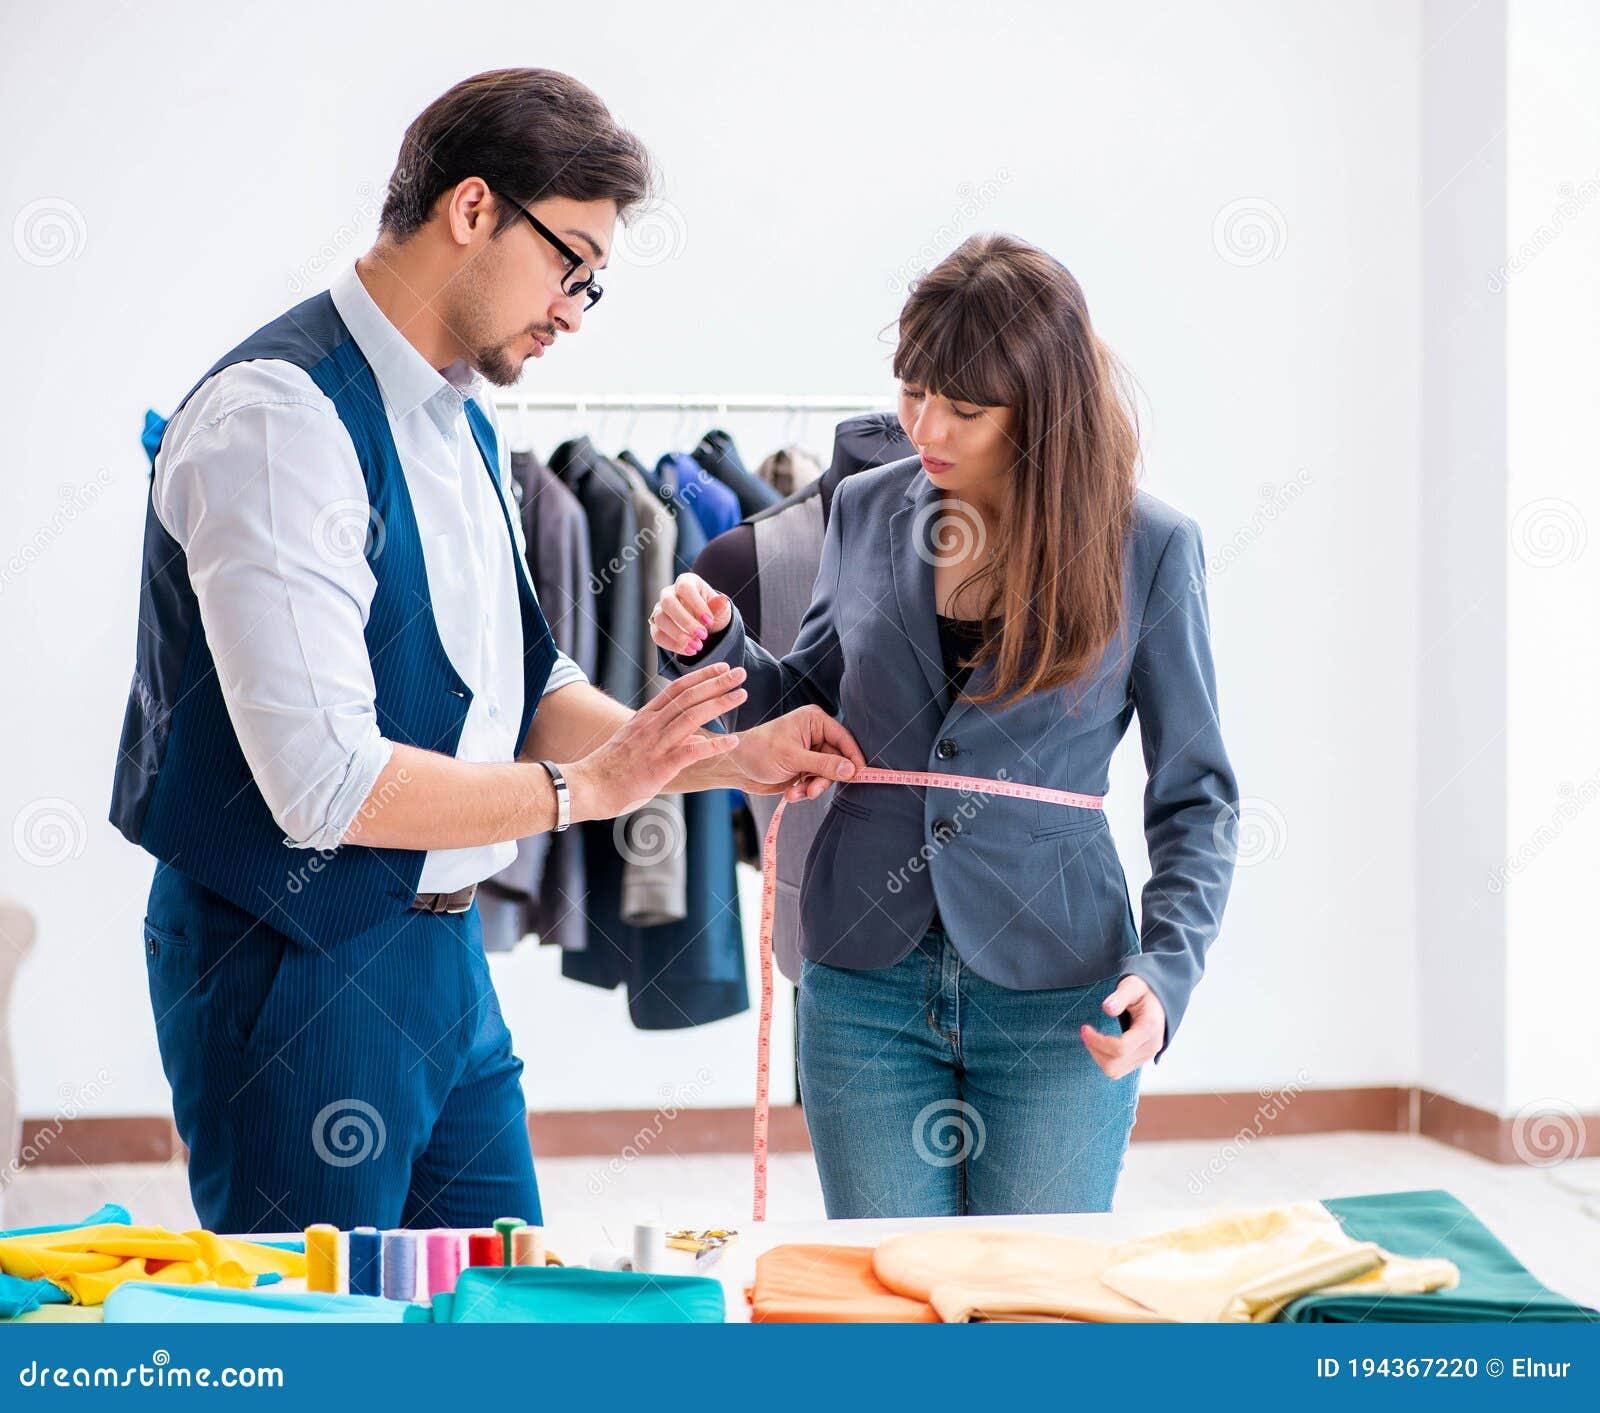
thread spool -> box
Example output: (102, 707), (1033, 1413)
(348, 1227), (381, 1296)
(425, 1230), (462, 1296)
(632, 1223), (671, 1274)
(466, 1230), (503, 1266)
(510, 1225), (545, 1267)
(305, 1224), (341, 1293)
(494, 1216), (523, 1266)
(381, 1231), (417, 1302)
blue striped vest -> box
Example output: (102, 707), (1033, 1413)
(110, 291), (558, 944)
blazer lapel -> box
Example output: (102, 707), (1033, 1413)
(889, 473), (951, 707)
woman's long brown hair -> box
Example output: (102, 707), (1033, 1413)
(892, 232), (1141, 710)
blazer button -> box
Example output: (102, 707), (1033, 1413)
(936, 738), (958, 760)
(932, 818), (957, 844)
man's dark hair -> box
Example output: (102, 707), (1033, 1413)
(379, 68), (656, 239)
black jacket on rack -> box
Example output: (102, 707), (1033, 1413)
(692, 428), (783, 520)
(560, 445), (747, 1028)
(549, 436), (646, 709)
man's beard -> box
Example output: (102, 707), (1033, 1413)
(469, 338), (526, 387)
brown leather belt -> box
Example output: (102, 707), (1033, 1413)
(411, 883), (477, 914)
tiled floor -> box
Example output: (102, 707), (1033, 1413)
(6, 1133), (1598, 1307)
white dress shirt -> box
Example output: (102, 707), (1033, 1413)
(152, 263), (586, 892)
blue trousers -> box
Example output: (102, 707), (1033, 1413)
(144, 862), (541, 1234)
(798, 924), (1139, 1218)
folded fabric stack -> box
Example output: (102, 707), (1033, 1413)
(1285, 1190), (1599, 1323)
(0, 1205), (304, 1320)
(749, 1190), (1596, 1324)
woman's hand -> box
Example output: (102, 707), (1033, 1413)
(727, 705), (865, 802)
(563, 663), (747, 822)
(1080, 976), (1166, 1079)
(650, 572), (733, 656)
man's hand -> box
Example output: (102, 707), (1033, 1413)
(727, 704), (865, 803)
(563, 663), (749, 822)
(1080, 975), (1166, 1079)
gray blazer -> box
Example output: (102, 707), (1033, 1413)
(663, 456), (1239, 1055)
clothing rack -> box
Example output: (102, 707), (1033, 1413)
(491, 393), (889, 415)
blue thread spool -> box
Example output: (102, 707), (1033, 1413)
(381, 1230), (417, 1302)
(349, 1226), (382, 1296)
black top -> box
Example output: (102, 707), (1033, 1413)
(928, 612), (998, 935)
(935, 613), (998, 698)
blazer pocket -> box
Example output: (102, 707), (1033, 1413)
(1057, 831), (1135, 947)
(829, 790), (874, 822)
(1031, 811), (1106, 842)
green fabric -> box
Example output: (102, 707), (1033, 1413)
(103, 1282), (429, 1323)
(434, 1266), (725, 1323)
(1280, 1189), (1598, 1323)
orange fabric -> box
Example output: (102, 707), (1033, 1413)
(748, 1244), (938, 1323)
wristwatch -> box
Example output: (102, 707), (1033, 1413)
(537, 759), (571, 833)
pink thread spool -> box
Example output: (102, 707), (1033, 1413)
(425, 1230), (462, 1296)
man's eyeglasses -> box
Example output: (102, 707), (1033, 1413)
(506, 198), (604, 311)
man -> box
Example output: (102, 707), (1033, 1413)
(111, 68), (861, 1234)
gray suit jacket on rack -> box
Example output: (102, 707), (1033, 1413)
(662, 456), (1239, 1056)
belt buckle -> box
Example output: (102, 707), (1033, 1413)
(444, 886), (475, 915)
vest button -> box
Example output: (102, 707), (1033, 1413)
(936, 738), (958, 760)
(932, 818), (957, 844)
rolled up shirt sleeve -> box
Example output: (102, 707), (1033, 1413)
(153, 363), (396, 851)
(542, 650), (587, 695)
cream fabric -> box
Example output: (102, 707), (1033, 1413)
(874, 1203), (1459, 1324)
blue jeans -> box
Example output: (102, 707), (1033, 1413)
(798, 924), (1139, 1218)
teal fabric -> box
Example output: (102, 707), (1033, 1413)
(1, 1202), (132, 1237)
(0, 1204), (132, 1319)
(434, 1266), (726, 1323)
(104, 1283), (428, 1323)
(1281, 1189), (1599, 1323)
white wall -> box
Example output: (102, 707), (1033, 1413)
(0, 0), (1431, 1121)
(1414, 0), (1600, 1121)
(1504, 0), (1600, 1114)
(1417, 0), (1511, 1114)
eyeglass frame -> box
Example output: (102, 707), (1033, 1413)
(498, 194), (604, 310)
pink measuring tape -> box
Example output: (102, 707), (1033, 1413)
(750, 766), (1106, 1221)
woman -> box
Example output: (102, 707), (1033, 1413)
(651, 233), (1239, 1218)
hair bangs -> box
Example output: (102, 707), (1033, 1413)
(894, 288), (1018, 409)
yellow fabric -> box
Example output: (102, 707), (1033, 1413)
(0, 1224), (306, 1306)
(1101, 1202), (1386, 1322)
(875, 1203), (1459, 1324)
